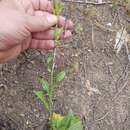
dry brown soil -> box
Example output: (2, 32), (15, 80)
(0, 0), (130, 130)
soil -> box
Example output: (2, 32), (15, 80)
(0, 0), (130, 130)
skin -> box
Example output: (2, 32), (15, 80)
(0, 0), (73, 63)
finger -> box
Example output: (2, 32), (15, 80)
(32, 29), (72, 40)
(34, 11), (73, 29)
(26, 13), (57, 32)
(30, 39), (55, 49)
(30, 0), (53, 12)
(58, 16), (73, 29)
(34, 10), (46, 16)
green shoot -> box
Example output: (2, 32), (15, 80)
(35, 0), (65, 123)
(38, 77), (49, 93)
(53, 0), (64, 16)
(56, 71), (66, 82)
(51, 112), (83, 130)
(34, 0), (83, 130)
(34, 91), (49, 111)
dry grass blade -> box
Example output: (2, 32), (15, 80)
(63, 0), (112, 5)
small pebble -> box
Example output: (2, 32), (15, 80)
(88, 49), (92, 52)
(106, 22), (112, 27)
(20, 113), (25, 117)
(106, 62), (113, 66)
(26, 120), (31, 125)
(14, 80), (18, 84)
(30, 60), (35, 64)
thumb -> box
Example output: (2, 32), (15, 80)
(26, 14), (58, 32)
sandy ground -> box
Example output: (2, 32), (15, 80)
(0, 0), (130, 130)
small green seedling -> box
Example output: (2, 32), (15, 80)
(53, 0), (64, 16)
(34, 0), (83, 130)
(51, 112), (83, 130)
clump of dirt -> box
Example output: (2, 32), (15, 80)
(0, 115), (18, 130)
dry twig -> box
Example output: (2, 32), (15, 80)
(91, 24), (95, 48)
(63, 0), (112, 5)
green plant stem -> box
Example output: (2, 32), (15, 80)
(50, 49), (56, 111)
(48, 48), (56, 130)
(49, 1), (60, 129)
(49, 21), (59, 130)
(49, 17), (59, 116)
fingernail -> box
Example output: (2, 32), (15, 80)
(47, 15), (57, 23)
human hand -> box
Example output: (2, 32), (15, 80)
(0, 0), (73, 63)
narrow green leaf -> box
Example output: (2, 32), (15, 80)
(56, 71), (66, 82)
(52, 120), (62, 129)
(68, 121), (83, 130)
(68, 113), (83, 130)
(60, 112), (83, 130)
(61, 113), (72, 128)
(58, 127), (66, 130)
(34, 91), (49, 111)
(53, 0), (64, 15)
(38, 77), (49, 93)
(54, 28), (64, 44)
